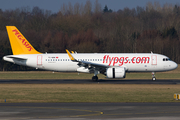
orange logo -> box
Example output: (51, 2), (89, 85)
(12, 29), (33, 51)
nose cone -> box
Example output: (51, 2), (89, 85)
(171, 62), (178, 70)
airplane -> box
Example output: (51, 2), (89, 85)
(3, 26), (178, 81)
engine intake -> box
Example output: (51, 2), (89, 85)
(106, 67), (126, 78)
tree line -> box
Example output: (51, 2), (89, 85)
(1, 0), (180, 71)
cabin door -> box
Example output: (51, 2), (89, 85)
(37, 55), (43, 66)
(151, 55), (157, 65)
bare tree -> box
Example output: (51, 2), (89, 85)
(74, 2), (80, 15)
(61, 3), (67, 15)
(94, 0), (102, 13)
(68, 2), (73, 15)
(84, 0), (92, 15)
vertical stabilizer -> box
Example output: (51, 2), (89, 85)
(6, 26), (41, 55)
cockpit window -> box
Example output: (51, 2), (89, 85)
(163, 58), (171, 61)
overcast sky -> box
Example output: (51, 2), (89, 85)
(0, 0), (180, 13)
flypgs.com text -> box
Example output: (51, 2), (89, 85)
(12, 29), (33, 51)
(103, 55), (150, 66)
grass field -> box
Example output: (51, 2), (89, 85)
(0, 65), (179, 103)
(0, 84), (180, 103)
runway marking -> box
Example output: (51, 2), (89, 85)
(0, 106), (103, 118)
(104, 111), (180, 116)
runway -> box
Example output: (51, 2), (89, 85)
(0, 103), (180, 120)
(0, 79), (180, 84)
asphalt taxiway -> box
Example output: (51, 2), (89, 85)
(0, 79), (180, 84)
(0, 103), (180, 120)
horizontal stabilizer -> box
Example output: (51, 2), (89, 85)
(3, 55), (27, 61)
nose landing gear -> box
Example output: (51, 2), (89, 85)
(152, 72), (156, 81)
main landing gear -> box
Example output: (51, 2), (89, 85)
(92, 70), (99, 82)
(92, 76), (98, 82)
(152, 72), (156, 81)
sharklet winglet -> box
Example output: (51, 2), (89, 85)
(66, 49), (78, 62)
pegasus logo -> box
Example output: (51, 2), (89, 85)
(12, 29), (33, 51)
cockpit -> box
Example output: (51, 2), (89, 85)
(163, 58), (171, 61)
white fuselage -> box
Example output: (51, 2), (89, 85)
(3, 53), (178, 73)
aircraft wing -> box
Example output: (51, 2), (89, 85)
(78, 60), (108, 68)
(66, 49), (108, 69)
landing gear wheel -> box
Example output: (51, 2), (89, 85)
(152, 77), (156, 81)
(92, 76), (98, 82)
(152, 72), (156, 81)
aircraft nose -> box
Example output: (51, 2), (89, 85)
(172, 62), (178, 70)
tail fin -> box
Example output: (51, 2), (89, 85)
(6, 26), (41, 55)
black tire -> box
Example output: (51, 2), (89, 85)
(92, 76), (98, 82)
(152, 77), (156, 81)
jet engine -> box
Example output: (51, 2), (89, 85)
(106, 67), (126, 78)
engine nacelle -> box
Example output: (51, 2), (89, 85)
(106, 67), (126, 78)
